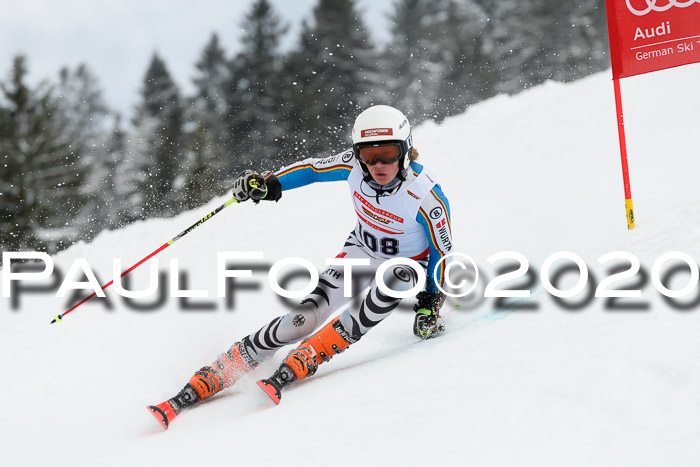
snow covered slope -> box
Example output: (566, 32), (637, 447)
(2, 64), (699, 467)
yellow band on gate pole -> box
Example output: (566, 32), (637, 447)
(625, 198), (635, 230)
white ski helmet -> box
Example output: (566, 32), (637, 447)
(352, 105), (413, 177)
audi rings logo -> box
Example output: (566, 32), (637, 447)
(626, 0), (700, 16)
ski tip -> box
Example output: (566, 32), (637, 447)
(147, 405), (170, 430)
(256, 379), (281, 405)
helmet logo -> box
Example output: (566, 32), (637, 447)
(361, 128), (393, 138)
(398, 118), (408, 130)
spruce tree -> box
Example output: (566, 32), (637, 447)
(433, 0), (494, 120)
(52, 64), (109, 242)
(86, 115), (127, 231)
(278, 20), (324, 160)
(485, 0), (609, 93)
(225, 0), (288, 172)
(384, 0), (445, 123)
(0, 57), (101, 252)
(0, 56), (39, 251)
(185, 32), (231, 208)
(182, 119), (229, 209)
(286, 0), (380, 156)
(132, 53), (185, 217)
(558, 0), (609, 80)
(115, 121), (150, 223)
(192, 33), (230, 124)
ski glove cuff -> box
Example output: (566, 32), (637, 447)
(413, 291), (445, 340)
(232, 170), (282, 203)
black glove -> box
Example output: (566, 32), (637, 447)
(413, 291), (445, 340)
(232, 170), (282, 203)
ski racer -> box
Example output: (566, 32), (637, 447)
(148, 105), (454, 428)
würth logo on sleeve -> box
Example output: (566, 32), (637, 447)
(361, 128), (393, 138)
(438, 223), (452, 251)
(433, 217), (451, 251)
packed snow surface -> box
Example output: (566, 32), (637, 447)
(2, 64), (699, 466)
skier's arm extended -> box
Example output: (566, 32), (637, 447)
(416, 184), (452, 294)
(274, 149), (354, 191)
(414, 184), (452, 339)
(231, 150), (354, 203)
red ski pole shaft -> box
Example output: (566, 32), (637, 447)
(51, 196), (238, 324)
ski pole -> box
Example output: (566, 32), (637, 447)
(50, 196), (239, 324)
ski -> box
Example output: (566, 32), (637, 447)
(147, 401), (180, 430)
(256, 379), (282, 405)
(147, 383), (200, 430)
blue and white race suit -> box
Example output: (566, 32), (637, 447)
(238, 149), (454, 365)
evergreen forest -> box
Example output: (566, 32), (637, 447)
(0, 0), (609, 254)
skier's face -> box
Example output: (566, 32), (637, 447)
(367, 158), (399, 185)
(357, 141), (402, 185)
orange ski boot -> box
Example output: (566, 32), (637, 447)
(148, 341), (257, 429)
(257, 317), (358, 404)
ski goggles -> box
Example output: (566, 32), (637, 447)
(357, 142), (402, 166)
